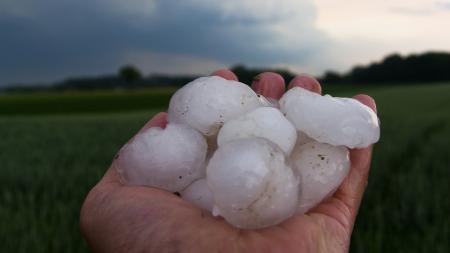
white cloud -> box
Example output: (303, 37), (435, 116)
(313, 0), (450, 73)
(436, 1), (450, 9)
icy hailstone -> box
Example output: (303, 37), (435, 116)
(181, 179), (214, 212)
(117, 124), (207, 192)
(168, 76), (263, 136)
(217, 107), (297, 155)
(291, 142), (350, 214)
(207, 138), (299, 229)
(280, 87), (380, 148)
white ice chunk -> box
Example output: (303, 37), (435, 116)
(217, 107), (297, 155)
(280, 87), (380, 148)
(207, 138), (299, 229)
(291, 141), (350, 214)
(168, 76), (263, 136)
(181, 178), (214, 212)
(117, 123), (207, 192)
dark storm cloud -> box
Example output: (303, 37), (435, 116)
(0, 1), (146, 85)
(0, 0), (329, 86)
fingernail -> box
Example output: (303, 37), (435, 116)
(252, 77), (274, 96)
(252, 73), (285, 99)
(297, 80), (314, 91)
(353, 94), (377, 113)
(289, 75), (321, 94)
(211, 69), (238, 81)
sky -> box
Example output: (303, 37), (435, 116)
(0, 0), (449, 86)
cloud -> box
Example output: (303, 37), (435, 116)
(128, 0), (329, 65)
(436, 1), (450, 10)
(0, 0), (331, 86)
(390, 1), (450, 15)
(390, 6), (435, 15)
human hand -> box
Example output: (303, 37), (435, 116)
(80, 69), (377, 253)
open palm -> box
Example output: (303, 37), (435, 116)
(81, 70), (377, 253)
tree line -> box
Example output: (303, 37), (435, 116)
(321, 51), (450, 84)
(3, 51), (450, 92)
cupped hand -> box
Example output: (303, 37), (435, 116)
(80, 69), (377, 253)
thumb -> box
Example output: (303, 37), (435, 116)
(101, 112), (168, 186)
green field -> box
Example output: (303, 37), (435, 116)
(1, 83), (449, 252)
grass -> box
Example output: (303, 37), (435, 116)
(1, 82), (445, 116)
(0, 83), (449, 252)
(0, 87), (177, 115)
(0, 111), (158, 252)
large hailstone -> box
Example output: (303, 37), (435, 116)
(217, 107), (297, 155)
(291, 142), (350, 214)
(181, 178), (214, 212)
(280, 87), (380, 148)
(207, 138), (299, 229)
(117, 123), (207, 192)
(168, 76), (263, 136)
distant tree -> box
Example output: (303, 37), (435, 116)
(321, 71), (343, 84)
(231, 64), (257, 84)
(343, 52), (450, 84)
(119, 65), (142, 85)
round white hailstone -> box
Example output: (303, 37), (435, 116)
(181, 178), (214, 212)
(291, 141), (350, 214)
(168, 76), (263, 136)
(117, 123), (207, 192)
(207, 138), (299, 229)
(217, 107), (297, 155)
(279, 87), (380, 148)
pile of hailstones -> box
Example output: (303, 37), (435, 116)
(116, 76), (380, 229)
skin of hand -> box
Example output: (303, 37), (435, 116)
(80, 69), (377, 253)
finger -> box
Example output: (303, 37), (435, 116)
(139, 112), (168, 132)
(331, 94), (377, 222)
(251, 72), (285, 100)
(102, 112), (168, 185)
(211, 69), (239, 81)
(288, 75), (322, 95)
(132, 112), (168, 145)
(353, 94), (377, 113)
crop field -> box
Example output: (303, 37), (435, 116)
(1, 83), (449, 252)
(0, 87), (178, 115)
